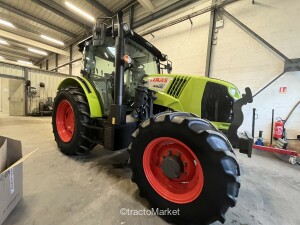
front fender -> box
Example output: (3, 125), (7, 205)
(58, 77), (102, 118)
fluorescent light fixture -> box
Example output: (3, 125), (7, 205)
(28, 47), (48, 56)
(41, 35), (64, 46)
(65, 2), (95, 22)
(18, 60), (33, 65)
(0, 19), (15, 28)
(0, 39), (9, 45)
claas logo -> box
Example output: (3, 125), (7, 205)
(150, 78), (168, 83)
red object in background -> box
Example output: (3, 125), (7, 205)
(273, 120), (284, 139)
(279, 87), (287, 94)
(252, 145), (298, 157)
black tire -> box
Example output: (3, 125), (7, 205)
(52, 87), (95, 155)
(128, 112), (240, 225)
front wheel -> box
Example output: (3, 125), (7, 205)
(52, 87), (95, 155)
(128, 112), (240, 224)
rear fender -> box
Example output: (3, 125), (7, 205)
(58, 77), (102, 118)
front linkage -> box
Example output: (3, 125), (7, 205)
(228, 87), (254, 157)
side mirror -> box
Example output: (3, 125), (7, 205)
(93, 20), (107, 47)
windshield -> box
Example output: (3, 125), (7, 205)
(83, 36), (159, 79)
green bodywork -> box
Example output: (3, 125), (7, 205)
(58, 77), (102, 117)
(146, 74), (241, 130)
(58, 74), (240, 130)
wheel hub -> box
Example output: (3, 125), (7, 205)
(160, 154), (184, 179)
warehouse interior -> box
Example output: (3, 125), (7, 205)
(0, 0), (299, 225)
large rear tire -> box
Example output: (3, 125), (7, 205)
(52, 87), (95, 155)
(128, 112), (240, 225)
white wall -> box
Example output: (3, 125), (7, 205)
(141, 2), (211, 75)
(210, 0), (300, 140)
(247, 72), (300, 140)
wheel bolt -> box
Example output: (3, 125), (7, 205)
(183, 161), (187, 166)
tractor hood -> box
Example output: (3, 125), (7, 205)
(145, 74), (241, 99)
(145, 74), (241, 131)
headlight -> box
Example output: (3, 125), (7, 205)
(228, 87), (240, 99)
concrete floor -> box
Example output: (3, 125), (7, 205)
(0, 115), (299, 225)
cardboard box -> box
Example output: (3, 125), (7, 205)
(0, 136), (23, 225)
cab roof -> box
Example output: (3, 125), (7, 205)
(77, 30), (167, 61)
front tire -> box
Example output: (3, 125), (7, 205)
(128, 112), (240, 224)
(52, 87), (95, 155)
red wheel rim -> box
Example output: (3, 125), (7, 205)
(56, 100), (75, 142)
(143, 137), (204, 204)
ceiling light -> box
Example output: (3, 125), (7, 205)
(18, 60), (33, 65)
(0, 39), (9, 45)
(41, 35), (64, 46)
(28, 47), (48, 56)
(0, 19), (15, 28)
(65, 2), (95, 22)
(0, 56), (3, 59)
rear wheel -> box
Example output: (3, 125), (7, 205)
(52, 87), (95, 155)
(128, 112), (240, 224)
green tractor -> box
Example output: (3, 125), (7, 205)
(52, 12), (253, 225)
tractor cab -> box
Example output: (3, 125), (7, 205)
(77, 24), (168, 116)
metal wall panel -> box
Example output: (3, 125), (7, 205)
(0, 62), (24, 77)
(0, 61), (73, 114)
(27, 69), (68, 113)
(28, 69), (67, 98)
(48, 54), (56, 71)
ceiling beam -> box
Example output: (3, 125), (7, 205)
(0, 30), (69, 56)
(32, 0), (92, 28)
(137, 0), (155, 12)
(0, 50), (40, 61)
(0, 58), (39, 69)
(86, 0), (113, 16)
(0, 46), (41, 60)
(133, 0), (198, 28)
(0, 2), (76, 37)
